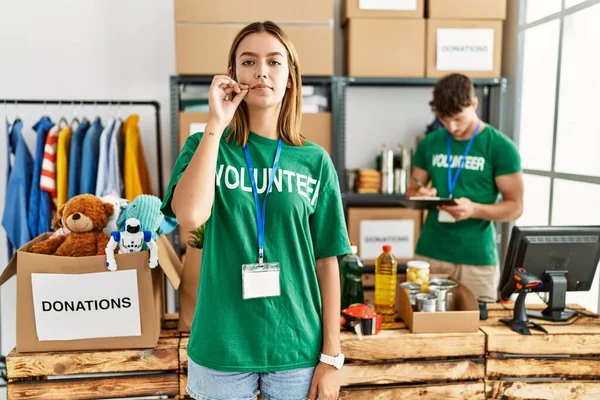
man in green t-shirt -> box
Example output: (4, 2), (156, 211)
(407, 73), (523, 301)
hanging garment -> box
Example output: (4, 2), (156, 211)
(123, 114), (152, 200)
(98, 119), (122, 197)
(27, 116), (54, 237)
(40, 123), (60, 209)
(80, 118), (104, 194)
(117, 121), (125, 187)
(4, 119), (13, 256)
(67, 119), (90, 199)
(2, 119), (34, 256)
(95, 118), (116, 196)
(56, 125), (72, 208)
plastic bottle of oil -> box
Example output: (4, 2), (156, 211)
(375, 244), (398, 328)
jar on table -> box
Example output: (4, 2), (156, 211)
(406, 260), (430, 293)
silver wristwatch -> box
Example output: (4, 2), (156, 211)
(319, 353), (345, 370)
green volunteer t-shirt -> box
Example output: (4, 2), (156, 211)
(162, 130), (351, 372)
(412, 124), (521, 266)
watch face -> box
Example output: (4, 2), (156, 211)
(335, 354), (345, 369)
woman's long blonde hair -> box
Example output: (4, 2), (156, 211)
(226, 21), (304, 147)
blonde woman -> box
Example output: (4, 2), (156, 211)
(162, 21), (350, 400)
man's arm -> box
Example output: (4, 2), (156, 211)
(440, 172), (524, 222)
(406, 167), (437, 198)
(472, 172), (524, 222)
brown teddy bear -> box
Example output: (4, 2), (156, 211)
(31, 194), (114, 257)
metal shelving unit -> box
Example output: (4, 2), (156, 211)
(335, 76), (510, 260)
(168, 75), (511, 260)
(168, 75), (337, 252)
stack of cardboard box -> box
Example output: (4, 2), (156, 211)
(344, 0), (426, 77)
(175, 0), (335, 157)
(174, 0), (334, 76)
(426, 0), (507, 78)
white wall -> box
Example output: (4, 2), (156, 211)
(0, 0), (176, 363)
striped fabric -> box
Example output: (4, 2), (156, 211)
(40, 123), (60, 207)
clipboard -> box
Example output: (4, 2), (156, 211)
(398, 197), (458, 210)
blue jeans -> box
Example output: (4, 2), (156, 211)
(187, 357), (316, 400)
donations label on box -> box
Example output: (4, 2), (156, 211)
(436, 28), (494, 71)
(31, 270), (141, 341)
(359, 219), (415, 260)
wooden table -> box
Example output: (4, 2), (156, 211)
(178, 323), (486, 400)
(483, 303), (600, 400)
(339, 321), (486, 399)
(8, 305), (600, 399)
(6, 315), (181, 400)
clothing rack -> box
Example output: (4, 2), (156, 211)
(2, 99), (163, 198)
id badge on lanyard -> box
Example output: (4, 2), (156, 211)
(241, 139), (283, 300)
(439, 122), (481, 223)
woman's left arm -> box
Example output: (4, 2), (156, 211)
(309, 256), (342, 400)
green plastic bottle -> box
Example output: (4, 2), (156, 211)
(340, 242), (364, 309)
(375, 244), (398, 328)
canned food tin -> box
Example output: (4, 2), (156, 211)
(415, 293), (437, 312)
(400, 282), (421, 307)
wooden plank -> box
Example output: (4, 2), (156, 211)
(486, 380), (600, 400)
(7, 373), (179, 400)
(342, 358), (484, 386)
(487, 357), (600, 379)
(482, 304), (598, 327)
(180, 371), (188, 399)
(342, 329), (485, 361)
(483, 325), (600, 355)
(180, 337), (189, 371)
(340, 381), (485, 399)
(7, 337), (180, 379)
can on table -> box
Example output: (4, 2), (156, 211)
(400, 282), (421, 309)
(428, 278), (458, 312)
(415, 293), (437, 312)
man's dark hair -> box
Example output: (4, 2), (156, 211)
(429, 73), (475, 119)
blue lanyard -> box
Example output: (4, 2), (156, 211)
(446, 121), (481, 198)
(243, 138), (283, 264)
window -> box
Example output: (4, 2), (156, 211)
(554, 3), (600, 176)
(517, 174), (551, 226)
(517, 21), (560, 172)
(515, 0), (600, 312)
(525, 0), (561, 23)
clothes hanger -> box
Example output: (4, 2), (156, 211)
(80, 100), (89, 124)
(57, 101), (69, 129)
(70, 100), (80, 129)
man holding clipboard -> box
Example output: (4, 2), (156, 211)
(406, 74), (523, 301)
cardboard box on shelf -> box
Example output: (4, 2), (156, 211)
(0, 235), (182, 353)
(428, 0), (507, 20)
(176, 23), (333, 76)
(344, 0), (424, 20)
(347, 18), (425, 77)
(347, 207), (422, 265)
(178, 112), (333, 156)
(426, 19), (503, 78)
(300, 112), (333, 155)
(174, 0), (333, 23)
(398, 275), (480, 333)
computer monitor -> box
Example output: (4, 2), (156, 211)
(499, 225), (600, 323)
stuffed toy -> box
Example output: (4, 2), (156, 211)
(48, 208), (71, 239)
(101, 194), (130, 235)
(31, 194), (114, 257)
(117, 194), (177, 243)
(105, 217), (158, 271)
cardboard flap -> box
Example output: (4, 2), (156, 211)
(0, 253), (17, 286)
(157, 235), (183, 290)
(0, 233), (51, 286)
